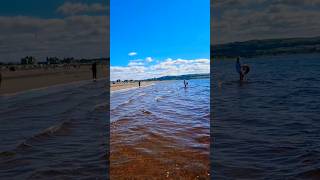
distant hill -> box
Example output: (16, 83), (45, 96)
(145, 73), (209, 81)
(211, 36), (320, 58)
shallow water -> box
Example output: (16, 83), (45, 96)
(111, 79), (210, 179)
(212, 54), (320, 179)
(0, 80), (109, 179)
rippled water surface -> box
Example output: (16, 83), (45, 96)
(111, 79), (210, 179)
(212, 54), (320, 179)
(0, 80), (108, 179)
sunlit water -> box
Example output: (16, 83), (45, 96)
(111, 79), (210, 179)
(0, 80), (108, 179)
(212, 54), (320, 179)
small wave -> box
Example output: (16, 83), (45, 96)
(113, 98), (134, 109)
(2, 121), (74, 158)
(138, 93), (147, 97)
(93, 103), (108, 112)
(30, 121), (72, 141)
(155, 96), (163, 102)
(294, 77), (319, 82)
(141, 109), (152, 115)
(203, 113), (210, 119)
(123, 99), (134, 105)
(16, 142), (33, 150)
(297, 168), (320, 179)
(0, 151), (16, 158)
(194, 135), (210, 144)
(111, 118), (130, 129)
(289, 89), (320, 97)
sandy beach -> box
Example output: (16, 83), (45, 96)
(0, 64), (108, 95)
(111, 81), (155, 92)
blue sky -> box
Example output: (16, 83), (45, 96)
(111, 0), (210, 80)
(0, 0), (107, 18)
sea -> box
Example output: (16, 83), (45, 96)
(110, 79), (210, 179)
(0, 80), (109, 179)
(212, 53), (320, 179)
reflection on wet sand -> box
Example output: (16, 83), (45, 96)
(111, 79), (210, 179)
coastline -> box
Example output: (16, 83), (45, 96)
(0, 64), (108, 95)
(111, 81), (155, 93)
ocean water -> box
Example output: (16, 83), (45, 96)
(0, 80), (109, 179)
(212, 54), (320, 179)
(111, 79), (210, 179)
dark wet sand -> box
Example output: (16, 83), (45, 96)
(110, 79), (210, 179)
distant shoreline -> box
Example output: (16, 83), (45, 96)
(212, 52), (320, 60)
(211, 36), (320, 58)
(0, 64), (108, 95)
(111, 81), (155, 93)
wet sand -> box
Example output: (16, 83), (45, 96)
(0, 64), (108, 95)
(110, 79), (210, 179)
(111, 81), (155, 92)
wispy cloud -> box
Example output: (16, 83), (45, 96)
(0, 1), (109, 62)
(128, 52), (137, 56)
(0, 15), (109, 62)
(57, 2), (107, 15)
(145, 57), (153, 63)
(111, 57), (209, 80)
(212, 0), (320, 44)
(128, 59), (144, 66)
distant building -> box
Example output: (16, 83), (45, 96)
(21, 56), (37, 65)
(61, 57), (75, 64)
(46, 57), (60, 64)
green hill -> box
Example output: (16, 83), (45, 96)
(145, 73), (209, 81)
(211, 36), (320, 58)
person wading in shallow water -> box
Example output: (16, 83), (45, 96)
(139, 81), (141, 87)
(92, 62), (97, 81)
(236, 57), (250, 82)
(183, 80), (188, 88)
(0, 71), (2, 88)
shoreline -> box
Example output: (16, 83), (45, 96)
(0, 64), (108, 95)
(110, 81), (155, 93)
(0, 78), (109, 97)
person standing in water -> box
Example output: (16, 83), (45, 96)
(236, 57), (250, 81)
(236, 57), (244, 81)
(0, 71), (2, 88)
(183, 80), (188, 88)
(92, 62), (97, 81)
(138, 81), (141, 87)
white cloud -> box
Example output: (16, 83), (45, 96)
(128, 52), (137, 56)
(145, 57), (153, 63)
(128, 59), (144, 66)
(111, 58), (209, 81)
(212, 0), (320, 44)
(57, 2), (107, 15)
(0, 15), (109, 62)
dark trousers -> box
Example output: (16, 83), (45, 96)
(240, 73), (244, 81)
(92, 70), (97, 79)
